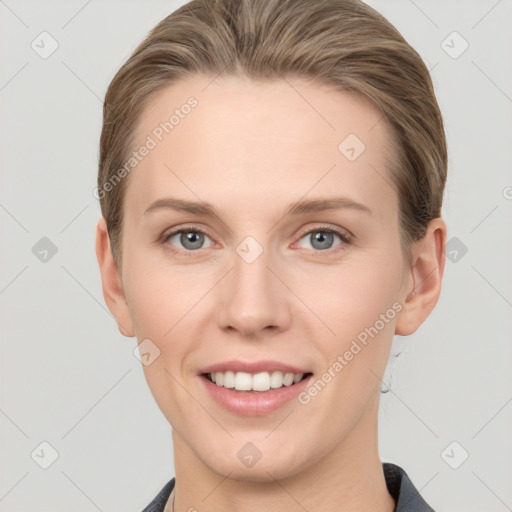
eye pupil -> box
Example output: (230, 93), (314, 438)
(181, 231), (204, 249)
(311, 231), (334, 250)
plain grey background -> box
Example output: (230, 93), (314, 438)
(1, 0), (511, 511)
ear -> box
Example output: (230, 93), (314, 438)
(395, 217), (447, 336)
(95, 217), (135, 338)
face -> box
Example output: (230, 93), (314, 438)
(114, 75), (413, 480)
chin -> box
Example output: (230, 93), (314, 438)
(204, 450), (310, 483)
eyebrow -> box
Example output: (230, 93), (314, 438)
(143, 197), (373, 217)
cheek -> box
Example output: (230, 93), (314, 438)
(296, 264), (400, 441)
(308, 258), (402, 336)
(306, 255), (402, 394)
(123, 255), (209, 423)
(123, 248), (215, 340)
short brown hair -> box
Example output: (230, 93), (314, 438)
(98, 0), (447, 269)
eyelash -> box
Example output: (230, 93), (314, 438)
(160, 224), (352, 258)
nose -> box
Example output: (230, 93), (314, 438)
(215, 242), (292, 338)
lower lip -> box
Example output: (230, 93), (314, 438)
(200, 374), (313, 416)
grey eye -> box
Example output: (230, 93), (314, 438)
(299, 230), (342, 251)
(168, 230), (213, 251)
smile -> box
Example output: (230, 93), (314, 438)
(205, 370), (311, 392)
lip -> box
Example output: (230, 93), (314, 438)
(198, 359), (311, 375)
(199, 372), (314, 416)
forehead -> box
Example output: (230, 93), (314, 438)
(125, 74), (397, 220)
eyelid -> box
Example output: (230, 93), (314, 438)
(161, 223), (212, 237)
(295, 224), (353, 243)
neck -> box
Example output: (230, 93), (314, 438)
(169, 396), (395, 512)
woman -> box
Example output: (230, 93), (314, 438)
(95, 0), (447, 510)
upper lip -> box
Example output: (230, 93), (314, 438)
(199, 360), (311, 375)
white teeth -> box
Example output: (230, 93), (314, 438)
(270, 371), (284, 388)
(223, 370), (235, 388)
(253, 372), (271, 391)
(235, 371), (252, 391)
(208, 371), (306, 391)
(282, 372), (294, 386)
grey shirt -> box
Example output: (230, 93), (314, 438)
(142, 462), (435, 511)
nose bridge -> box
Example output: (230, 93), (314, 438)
(216, 234), (290, 335)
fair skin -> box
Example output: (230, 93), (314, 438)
(96, 74), (446, 512)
